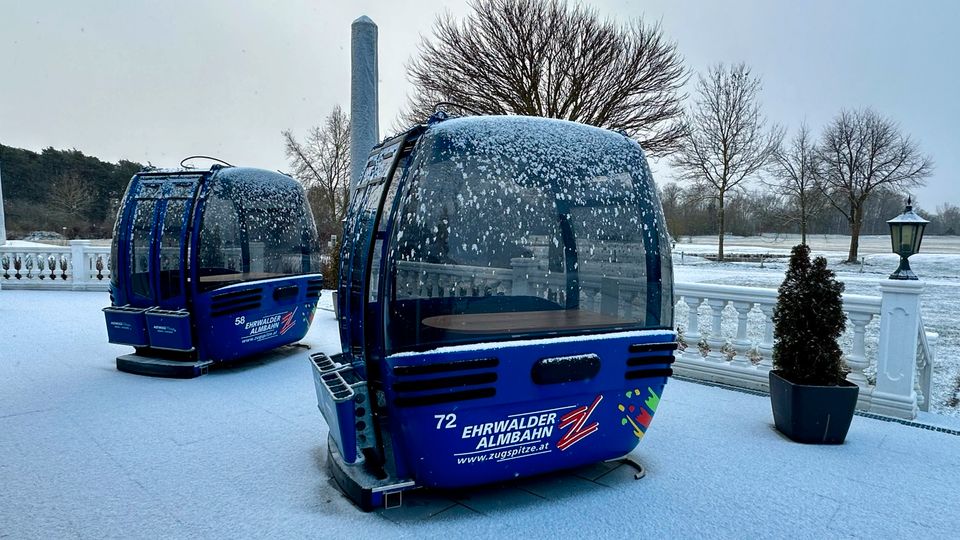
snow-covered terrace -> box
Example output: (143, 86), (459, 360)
(2, 289), (959, 538)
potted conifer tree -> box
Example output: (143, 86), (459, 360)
(769, 244), (859, 444)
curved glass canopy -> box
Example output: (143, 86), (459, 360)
(383, 117), (673, 354)
(110, 167), (322, 300)
(197, 168), (321, 292)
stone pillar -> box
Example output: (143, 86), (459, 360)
(730, 301), (753, 368)
(755, 303), (775, 371)
(70, 239), (91, 290)
(682, 296), (703, 362)
(510, 257), (539, 296)
(349, 16), (379, 196)
(704, 299), (727, 362)
(845, 311), (875, 411)
(872, 280), (924, 419)
(249, 241), (265, 274)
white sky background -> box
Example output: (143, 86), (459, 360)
(1, 0), (958, 208)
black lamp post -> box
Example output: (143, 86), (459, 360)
(886, 197), (929, 280)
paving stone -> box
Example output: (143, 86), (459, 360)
(515, 472), (607, 501)
(454, 485), (544, 515)
(376, 491), (459, 523)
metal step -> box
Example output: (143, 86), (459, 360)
(116, 353), (214, 379)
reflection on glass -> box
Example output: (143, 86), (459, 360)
(130, 199), (156, 299)
(158, 199), (186, 299)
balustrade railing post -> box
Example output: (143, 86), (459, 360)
(69, 240), (91, 291)
(429, 273), (439, 298)
(845, 311), (874, 392)
(249, 241), (265, 274)
(705, 299), (727, 363)
(756, 303), (775, 371)
(916, 331), (937, 412)
(872, 280), (924, 419)
(730, 301), (753, 368)
(682, 296), (702, 361)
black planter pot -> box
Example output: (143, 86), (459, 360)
(769, 370), (859, 444)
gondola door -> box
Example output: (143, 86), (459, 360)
(339, 134), (412, 365)
(118, 175), (201, 310)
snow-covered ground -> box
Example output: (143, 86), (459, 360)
(3, 239), (62, 247)
(673, 234), (960, 416)
(2, 289), (960, 537)
(675, 233), (960, 255)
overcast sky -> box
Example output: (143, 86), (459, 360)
(2, 0), (958, 208)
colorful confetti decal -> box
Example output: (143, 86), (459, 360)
(618, 387), (660, 439)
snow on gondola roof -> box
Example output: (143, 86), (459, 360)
(205, 167), (299, 197)
(424, 115), (646, 168)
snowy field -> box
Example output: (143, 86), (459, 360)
(674, 233), (960, 255)
(673, 234), (960, 416)
(2, 290), (960, 538)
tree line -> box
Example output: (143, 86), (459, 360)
(0, 144), (143, 238)
(659, 180), (960, 240)
(671, 65), (932, 262)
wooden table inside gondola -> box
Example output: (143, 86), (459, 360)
(421, 310), (632, 334)
(197, 272), (286, 283)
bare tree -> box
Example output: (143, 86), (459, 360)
(766, 123), (824, 245)
(283, 106), (351, 241)
(937, 203), (960, 235)
(403, 0), (687, 156)
(658, 182), (684, 239)
(671, 63), (782, 261)
(816, 108), (933, 263)
(49, 172), (95, 217)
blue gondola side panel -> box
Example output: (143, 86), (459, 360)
(383, 330), (675, 488)
(194, 275), (321, 362)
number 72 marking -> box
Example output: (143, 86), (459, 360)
(434, 413), (457, 429)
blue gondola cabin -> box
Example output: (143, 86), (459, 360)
(311, 115), (677, 510)
(104, 165), (323, 377)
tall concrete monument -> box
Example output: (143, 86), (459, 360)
(349, 15), (379, 195)
(0, 156), (5, 290)
(0, 156), (7, 246)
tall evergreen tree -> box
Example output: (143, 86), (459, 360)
(772, 244), (847, 385)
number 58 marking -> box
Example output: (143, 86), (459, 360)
(434, 413), (457, 429)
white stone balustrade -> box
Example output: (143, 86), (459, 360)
(916, 318), (937, 413)
(0, 241), (110, 291)
(674, 283), (778, 392)
(674, 281), (937, 419)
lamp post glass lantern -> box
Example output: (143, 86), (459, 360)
(887, 197), (929, 280)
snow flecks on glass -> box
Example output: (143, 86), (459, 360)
(386, 116), (674, 344)
(196, 168), (321, 290)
